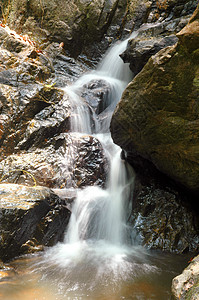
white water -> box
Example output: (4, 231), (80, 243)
(32, 32), (159, 298)
(62, 32), (137, 246)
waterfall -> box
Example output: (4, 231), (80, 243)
(34, 32), (158, 299)
(61, 32), (138, 246)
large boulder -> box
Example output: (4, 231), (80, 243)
(172, 254), (199, 299)
(0, 183), (71, 262)
(120, 34), (178, 75)
(111, 5), (199, 192)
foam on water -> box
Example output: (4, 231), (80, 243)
(31, 30), (160, 298)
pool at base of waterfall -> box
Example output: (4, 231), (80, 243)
(0, 246), (192, 300)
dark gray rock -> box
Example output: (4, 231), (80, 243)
(82, 79), (112, 115)
(121, 34), (178, 75)
(0, 133), (108, 189)
(130, 176), (199, 253)
(0, 183), (71, 262)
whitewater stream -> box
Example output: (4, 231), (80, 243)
(0, 33), (191, 300)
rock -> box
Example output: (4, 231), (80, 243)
(119, 0), (198, 75)
(0, 133), (108, 189)
(0, 83), (66, 158)
(81, 79), (113, 115)
(0, 183), (71, 262)
(6, 0), (128, 58)
(44, 43), (89, 86)
(121, 34), (178, 75)
(172, 254), (199, 299)
(111, 5), (199, 192)
(130, 166), (199, 253)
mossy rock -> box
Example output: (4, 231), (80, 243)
(5, 0), (127, 57)
(111, 5), (199, 192)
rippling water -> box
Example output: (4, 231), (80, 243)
(0, 251), (191, 300)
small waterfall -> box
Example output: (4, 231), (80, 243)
(64, 31), (138, 135)
(61, 32), (137, 246)
(33, 31), (158, 299)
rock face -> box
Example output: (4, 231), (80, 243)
(4, 0), (127, 58)
(172, 254), (199, 299)
(119, 0), (198, 91)
(0, 26), (72, 159)
(0, 133), (108, 189)
(0, 19), (109, 263)
(111, 5), (199, 192)
(130, 168), (199, 253)
(0, 184), (71, 262)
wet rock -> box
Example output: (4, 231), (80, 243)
(0, 27), (54, 85)
(16, 89), (70, 151)
(128, 0), (198, 30)
(0, 183), (71, 262)
(120, 0), (198, 75)
(172, 254), (199, 299)
(0, 133), (108, 189)
(121, 34), (178, 75)
(111, 5), (199, 192)
(0, 83), (66, 158)
(81, 79), (112, 115)
(130, 172), (199, 253)
(44, 42), (89, 86)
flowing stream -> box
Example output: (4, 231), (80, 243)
(0, 33), (191, 300)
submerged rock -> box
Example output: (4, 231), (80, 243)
(0, 183), (71, 262)
(172, 254), (199, 299)
(111, 5), (199, 192)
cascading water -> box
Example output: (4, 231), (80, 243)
(62, 32), (137, 246)
(30, 32), (160, 298)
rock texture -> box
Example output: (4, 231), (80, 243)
(129, 169), (199, 253)
(111, 4), (199, 192)
(120, 0), (198, 81)
(121, 34), (178, 75)
(3, 0), (127, 58)
(0, 183), (71, 262)
(0, 17), (109, 263)
(172, 254), (199, 299)
(0, 133), (108, 189)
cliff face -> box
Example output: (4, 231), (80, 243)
(111, 4), (199, 192)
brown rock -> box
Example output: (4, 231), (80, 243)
(111, 5), (199, 192)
